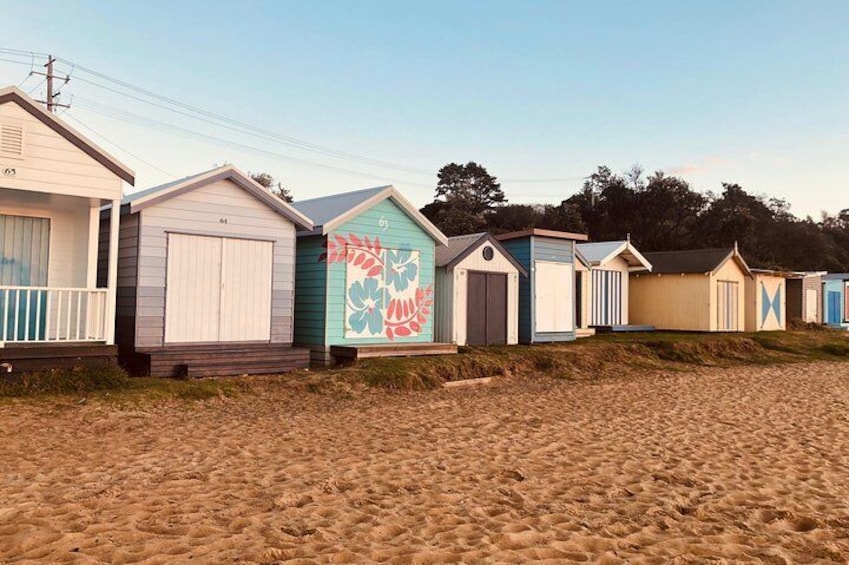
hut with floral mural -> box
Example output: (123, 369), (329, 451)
(291, 186), (454, 365)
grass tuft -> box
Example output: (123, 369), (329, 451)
(0, 364), (130, 397)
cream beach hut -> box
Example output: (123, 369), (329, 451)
(0, 86), (134, 373)
(434, 233), (527, 346)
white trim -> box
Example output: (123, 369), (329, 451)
(577, 241), (653, 272)
(319, 186), (449, 246)
(0, 86), (135, 183)
(86, 200), (99, 288)
(127, 165), (315, 230)
(105, 198), (120, 345)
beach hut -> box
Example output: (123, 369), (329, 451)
(573, 248), (595, 337)
(786, 272), (826, 325)
(0, 86), (134, 374)
(496, 229), (589, 344)
(823, 274), (849, 330)
(105, 165), (314, 377)
(576, 239), (653, 330)
(745, 269), (787, 332)
(434, 233), (527, 346)
(630, 247), (752, 332)
(291, 186), (453, 365)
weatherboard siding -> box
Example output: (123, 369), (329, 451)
(500, 235), (576, 343)
(293, 234), (328, 347)
(709, 260), (748, 332)
(130, 178), (297, 348)
(630, 273), (711, 331)
(325, 198), (436, 346)
(0, 102), (123, 201)
(499, 238), (533, 343)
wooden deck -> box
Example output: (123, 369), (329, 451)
(593, 325), (656, 333)
(129, 343), (310, 378)
(330, 342), (458, 362)
(0, 344), (118, 374)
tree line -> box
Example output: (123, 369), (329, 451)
(419, 162), (849, 272)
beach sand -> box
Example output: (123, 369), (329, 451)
(2, 361), (849, 564)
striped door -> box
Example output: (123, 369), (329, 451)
(717, 281), (739, 331)
(165, 234), (273, 343)
(0, 214), (49, 340)
(591, 270), (623, 326)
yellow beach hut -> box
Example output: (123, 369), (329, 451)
(630, 246), (752, 332)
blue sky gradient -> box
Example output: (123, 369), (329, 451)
(1, 0), (846, 217)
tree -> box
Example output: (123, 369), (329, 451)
(251, 171), (293, 203)
(422, 161), (506, 236)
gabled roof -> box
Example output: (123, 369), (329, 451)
(123, 165), (313, 230)
(495, 228), (589, 242)
(291, 185), (448, 246)
(436, 232), (527, 276)
(577, 240), (652, 272)
(0, 85), (135, 185)
(642, 248), (752, 277)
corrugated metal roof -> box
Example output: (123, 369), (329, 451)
(123, 169), (212, 205)
(642, 248), (735, 274)
(576, 241), (625, 264)
(435, 233), (486, 267)
(290, 186), (390, 228)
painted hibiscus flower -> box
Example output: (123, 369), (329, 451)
(347, 277), (385, 335)
(385, 248), (418, 292)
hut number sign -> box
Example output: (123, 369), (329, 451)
(2, 166), (16, 177)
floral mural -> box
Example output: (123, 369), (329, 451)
(320, 233), (433, 340)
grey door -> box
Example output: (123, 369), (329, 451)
(466, 272), (508, 346)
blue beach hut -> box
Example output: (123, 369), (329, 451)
(291, 186), (452, 364)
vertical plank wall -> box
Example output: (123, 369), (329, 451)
(325, 198), (436, 347)
(530, 236), (576, 342)
(498, 238), (532, 343)
(293, 234), (329, 363)
(709, 260), (747, 332)
(131, 178), (297, 348)
(99, 207), (139, 350)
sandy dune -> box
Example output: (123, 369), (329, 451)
(2, 361), (849, 563)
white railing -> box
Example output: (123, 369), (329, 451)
(0, 286), (108, 345)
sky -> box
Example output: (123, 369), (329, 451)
(1, 0), (847, 218)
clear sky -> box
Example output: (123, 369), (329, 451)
(1, 0), (847, 218)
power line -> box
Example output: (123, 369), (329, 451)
(1, 47), (592, 186)
(64, 111), (177, 178)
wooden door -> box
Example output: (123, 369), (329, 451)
(591, 269), (623, 326)
(219, 238), (273, 341)
(486, 273), (507, 345)
(717, 281), (739, 331)
(466, 272), (508, 345)
(827, 291), (841, 324)
(804, 289), (818, 322)
(466, 272), (488, 345)
(534, 261), (573, 333)
(165, 234), (273, 343)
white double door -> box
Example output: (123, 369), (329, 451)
(165, 233), (273, 343)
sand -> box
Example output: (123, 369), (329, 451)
(2, 361), (849, 564)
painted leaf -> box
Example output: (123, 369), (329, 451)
(417, 314), (426, 324)
(362, 258), (374, 269)
(426, 286), (433, 296)
(374, 237), (382, 255)
(410, 321), (421, 333)
(367, 266), (382, 277)
(386, 327), (395, 341)
(354, 253), (365, 266)
(387, 299), (396, 320)
(395, 326), (411, 337)
(364, 235), (372, 250)
(334, 234), (347, 246)
(416, 288), (424, 302)
(425, 299), (433, 307)
(349, 233), (362, 246)
(421, 307), (430, 315)
(402, 300), (409, 318)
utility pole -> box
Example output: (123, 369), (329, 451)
(33, 55), (70, 113)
